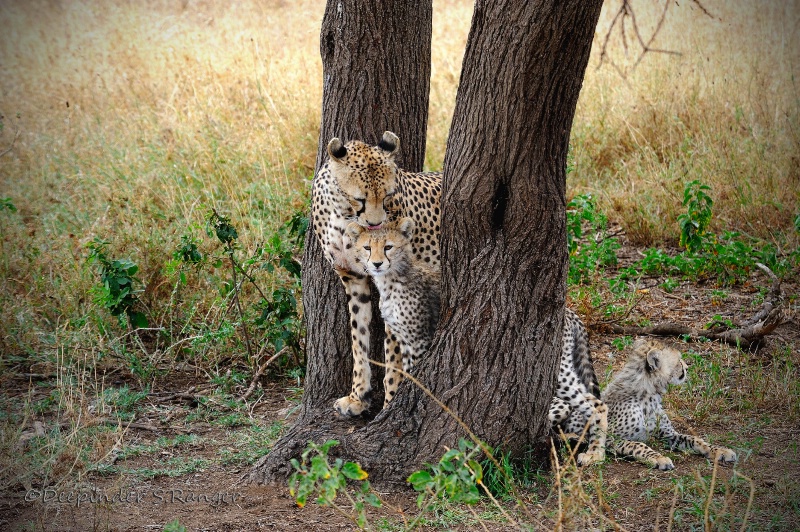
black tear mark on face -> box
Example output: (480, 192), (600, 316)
(491, 181), (509, 232)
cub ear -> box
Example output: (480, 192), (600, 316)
(377, 131), (400, 156)
(645, 350), (660, 371)
(398, 217), (415, 239)
(346, 221), (364, 240)
(327, 137), (348, 161)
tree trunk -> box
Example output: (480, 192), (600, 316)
(331, 0), (604, 483)
(250, 0), (602, 486)
(248, 0), (432, 483)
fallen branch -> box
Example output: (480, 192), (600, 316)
(592, 264), (785, 349)
(151, 391), (206, 405)
(101, 418), (161, 432)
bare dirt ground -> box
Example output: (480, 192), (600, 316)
(3, 264), (799, 531)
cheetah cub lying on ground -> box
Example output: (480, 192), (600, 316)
(347, 218), (441, 408)
(603, 338), (737, 470)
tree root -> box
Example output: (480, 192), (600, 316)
(592, 263), (785, 350)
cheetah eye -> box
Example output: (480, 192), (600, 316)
(384, 245), (393, 251)
(363, 245), (371, 251)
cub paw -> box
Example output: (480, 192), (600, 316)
(654, 456), (675, 471)
(711, 447), (737, 463)
(334, 395), (369, 417)
(577, 449), (605, 467)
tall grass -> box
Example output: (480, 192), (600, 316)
(0, 0), (797, 397)
(0, 0), (321, 360)
(572, 1), (800, 244)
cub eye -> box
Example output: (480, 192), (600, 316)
(384, 245), (393, 251)
(363, 245), (371, 251)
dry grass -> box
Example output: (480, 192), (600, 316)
(1, 0), (798, 357)
(573, 1), (800, 244)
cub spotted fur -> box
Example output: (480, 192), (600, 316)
(346, 218), (440, 408)
(603, 338), (737, 470)
(548, 309), (608, 467)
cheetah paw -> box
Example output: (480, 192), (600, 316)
(711, 447), (737, 463)
(577, 450), (605, 467)
(654, 456), (675, 471)
(334, 395), (369, 417)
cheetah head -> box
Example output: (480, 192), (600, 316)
(327, 131), (401, 230)
(634, 338), (688, 393)
(346, 217), (414, 277)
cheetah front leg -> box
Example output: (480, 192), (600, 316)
(608, 404), (674, 469)
(382, 326), (403, 408)
(333, 273), (373, 417)
(383, 328), (428, 409)
(656, 415), (737, 464)
(575, 394), (607, 467)
(608, 438), (675, 470)
(549, 395), (607, 466)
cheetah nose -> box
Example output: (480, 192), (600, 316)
(372, 261), (383, 269)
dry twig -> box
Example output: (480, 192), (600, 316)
(240, 346), (291, 401)
(0, 118), (20, 158)
(598, 0), (715, 76)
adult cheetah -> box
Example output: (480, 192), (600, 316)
(311, 131), (441, 416)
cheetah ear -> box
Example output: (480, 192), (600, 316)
(398, 217), (415, 239)
(346, 221), (364, 240)
(327, 137), (347, 161)
(377, 131), (400, 157)
(646, 350), (660, 371)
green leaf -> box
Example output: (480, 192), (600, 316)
(362, 491), (381, 508)
(341, 461), (368, 481)
(407, 470), (433, 491)
(440, 448), (461, 463)
(466, 459), (483, 483)
(0, 197), (17, 212)
(128, 311), (148, 329)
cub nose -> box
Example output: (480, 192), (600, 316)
(372, 261), (383, 268)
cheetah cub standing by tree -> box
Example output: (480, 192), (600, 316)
(346, 218), (441, 408)
(603, 338), (737, 470)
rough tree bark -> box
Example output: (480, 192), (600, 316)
(249, 0), (432, 481)
(251, 0), (603, 486)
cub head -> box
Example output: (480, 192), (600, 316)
(327, 131), (400, 230)
(346, 217), (415, 277)
(633, 338), (688, 392)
